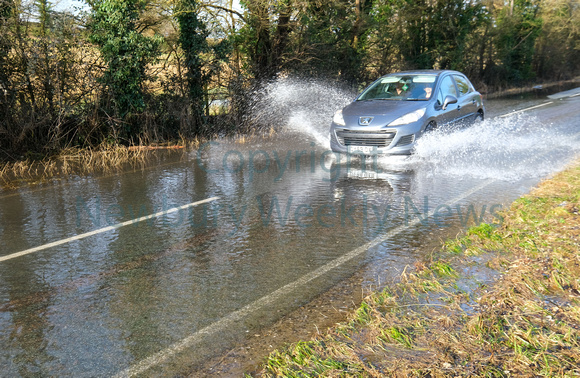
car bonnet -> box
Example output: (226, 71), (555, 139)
(340, 99), (429, 127)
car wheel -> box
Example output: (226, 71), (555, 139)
(424, 121), (437, 132)
(475, 111), (484, 122)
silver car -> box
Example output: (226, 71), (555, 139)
(330, 70), (485, 155)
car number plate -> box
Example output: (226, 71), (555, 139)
(347, 169), (378, 179)
(348, 146), (375, 154)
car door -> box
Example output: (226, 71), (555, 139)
(433, 74), (460, 127)
(453, 74), (478, 124)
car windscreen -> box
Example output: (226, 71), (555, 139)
(357, 75), (437, 101)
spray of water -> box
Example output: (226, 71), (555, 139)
(410, 113), (579, 181)
(249, 78), (355, 147)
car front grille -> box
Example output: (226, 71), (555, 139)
(335, 129), (395, 148)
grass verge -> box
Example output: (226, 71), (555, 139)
(256, 162), (580, 377)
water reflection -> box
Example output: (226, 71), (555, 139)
(8, 270), (54, 377)
(0, 195), (54, 376)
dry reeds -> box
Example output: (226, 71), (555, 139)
(0, 144), (164, 187)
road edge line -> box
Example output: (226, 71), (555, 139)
(0, 197), (219, 263)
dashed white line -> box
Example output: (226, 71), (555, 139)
(0, 197), (219, 263)
(498, 101), (553, 118)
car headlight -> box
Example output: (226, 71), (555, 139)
(389, 108), (426, 126)
(333, 110), (346, 126)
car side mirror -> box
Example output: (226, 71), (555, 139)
(442, 95), (458, 110)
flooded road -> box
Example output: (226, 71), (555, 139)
(1, 83), (579, 376)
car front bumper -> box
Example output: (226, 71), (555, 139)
(329, 121), (423, 155)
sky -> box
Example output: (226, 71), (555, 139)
(53, 0), (90, 12)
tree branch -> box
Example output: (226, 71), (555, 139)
(202, 4), (248, 22)
(202, 4), (246, 23)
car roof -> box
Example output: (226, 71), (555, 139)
(382, 69), (462, 77)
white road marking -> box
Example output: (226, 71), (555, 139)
(0, 197), (219, 262)
(498, 101), (553, 118)
(114, 179), (495, 377)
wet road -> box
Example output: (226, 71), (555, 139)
(1, 87), (579, 376)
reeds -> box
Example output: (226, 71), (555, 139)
(0, 125), (281, 188)
(0, 144), (161, 187)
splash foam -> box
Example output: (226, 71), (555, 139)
(411, 114), (578, 181)
(249, 78), (355, 147)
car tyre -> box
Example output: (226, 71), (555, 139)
(424, 121), (437, 132)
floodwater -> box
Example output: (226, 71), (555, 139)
(0, 80), (579, 376)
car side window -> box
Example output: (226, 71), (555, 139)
(453, 75), (472, 96)
(436, 87), (444, 105)
(439, 75), (457, 99)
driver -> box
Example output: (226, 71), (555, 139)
(395, 81), (405, 95)
(389, 81), (408, 97)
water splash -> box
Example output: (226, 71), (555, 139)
(410, 113), (578, 181)
(248, 79), (578, 182)
(249, 78), (355, 147)
(287, 111), (331, 147)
